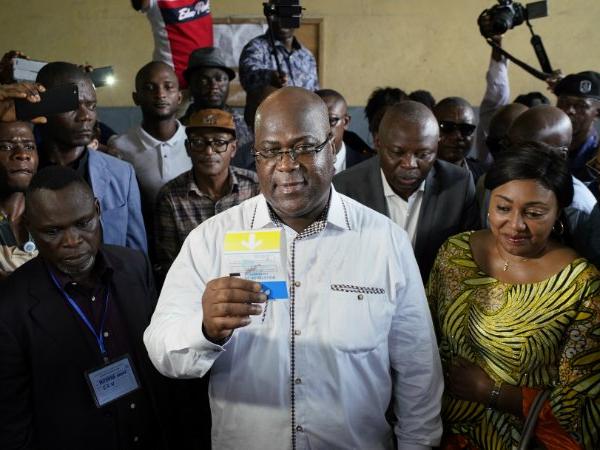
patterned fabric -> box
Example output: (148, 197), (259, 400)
(330, 284), (385, 295)
(427, 231), (600, 450)
(238, 33), (319, 93)
(154, 167), (259, 275)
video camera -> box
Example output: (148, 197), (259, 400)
(482, 0), (548, 35)
(263, 0), (302, 29)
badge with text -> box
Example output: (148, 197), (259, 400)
(85, 355), (140, 408)
(224, 229), (288, 300)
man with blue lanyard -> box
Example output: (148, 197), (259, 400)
(0, 166), (206, 449)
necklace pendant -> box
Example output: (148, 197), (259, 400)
(503, 261), (509, 272)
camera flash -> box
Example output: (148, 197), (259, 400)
(105, 75), (116, 86)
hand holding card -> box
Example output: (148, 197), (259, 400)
(201, 276), (268, 343)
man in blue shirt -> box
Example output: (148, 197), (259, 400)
(239, 3), (319, 93)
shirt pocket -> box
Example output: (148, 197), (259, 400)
(328, 283), (393, 353)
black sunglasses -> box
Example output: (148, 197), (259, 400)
(439, 121), (476, 137)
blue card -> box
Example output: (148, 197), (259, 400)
(85, 355), (140, 407)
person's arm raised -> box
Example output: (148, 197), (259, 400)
(0, 82), (46, 124)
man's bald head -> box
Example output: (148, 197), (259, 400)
(508, 105), (573, 156)
(433, 96), (473, 114)
(379, 100), (439, 140)
(486, 103), (528, 156)
(255, 87), (329, 139)
(135, 61), (177, 91)
(489, 104), (528, 140)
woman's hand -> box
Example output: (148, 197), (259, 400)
(447, 356), (495, 404)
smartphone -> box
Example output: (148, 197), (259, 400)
(14, 83), (79, 121)
(90, 66), (114, 87)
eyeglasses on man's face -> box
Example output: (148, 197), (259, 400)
(439, 121), (476, 137)
(253, 134), (332, 162)
(187, 138), (234, 153)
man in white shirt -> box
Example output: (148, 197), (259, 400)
(144, 87), (443, 449)
(315, 89), (371, 174)
(109, 61), (191, 212)
(334, 101), (480, 280)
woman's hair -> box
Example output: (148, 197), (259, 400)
(485, 144), (574, 209)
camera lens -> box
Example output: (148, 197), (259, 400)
(491, 7), (514, 34)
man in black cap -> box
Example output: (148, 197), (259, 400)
(182, 47), (254, 170)
(555, 71), (600, 182)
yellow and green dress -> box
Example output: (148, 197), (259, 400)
(427, 232), (600, 450)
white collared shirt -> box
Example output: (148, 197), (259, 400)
(144, 187), (443, 450)
(109, 121), (191, 206)
(381, 170), (426, 246)
(334, 141), (347, 174)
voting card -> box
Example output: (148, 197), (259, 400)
(223, 229), (288, 300)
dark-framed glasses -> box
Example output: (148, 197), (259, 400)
(253, 134), (332, 162)
(439, 121), (477, 137)
(187, 138), (234, 153)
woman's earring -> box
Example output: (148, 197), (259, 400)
(553, 220), (565, 236)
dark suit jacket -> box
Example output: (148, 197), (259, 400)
(0, 246), (207, 450)
(333, 157), (480, 280)
(343, 130), (374, 169)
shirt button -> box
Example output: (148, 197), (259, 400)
(295, 377), (302, 384)
(294, 329), (301, 336)
(357, 294), (364, 300)
(103, 331), (110, 338)
(130, 402), (136, 409)
(296, 425), (303, 432)
(294, 281), (301, 287)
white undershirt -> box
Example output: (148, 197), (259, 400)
(334, 142), (347, 174)
(381, 169), (426, 247)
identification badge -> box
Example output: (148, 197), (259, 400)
(84, 354), (140, 408)
(223, 229), (288, 300)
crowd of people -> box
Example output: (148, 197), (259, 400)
(0, 1), (600, 449)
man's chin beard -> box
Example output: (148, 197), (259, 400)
(57, 254), (96, 278)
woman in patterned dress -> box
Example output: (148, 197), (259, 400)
(428, 147), (600, 450)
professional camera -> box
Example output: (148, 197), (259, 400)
(486, 1), (526, 34)
(263, 0), (302, 29)
(481, 0), (548, 35)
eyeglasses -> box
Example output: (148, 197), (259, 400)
(253, 135), (332, 162)
(328, 116), (347, 128)
(187, 138), (234, 153)
(0, 141), (37, 153)
(439, 121), (476, 137)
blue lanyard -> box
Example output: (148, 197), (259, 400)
(49, 271), (110, 356)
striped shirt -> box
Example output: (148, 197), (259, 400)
(154, 167), (260, 276)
